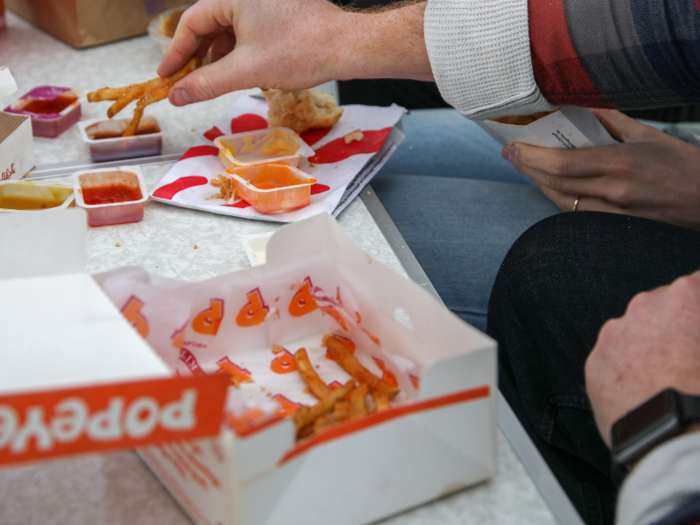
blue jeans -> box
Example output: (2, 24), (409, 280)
(372, 109), (561, 332)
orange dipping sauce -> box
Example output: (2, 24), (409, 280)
(82, 183), (143, 205)
(21, 93), (77, 115)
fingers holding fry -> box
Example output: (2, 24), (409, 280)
(87, 57), (200, 137)
(325, 336), (400, 400)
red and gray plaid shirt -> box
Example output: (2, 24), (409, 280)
(530, 0), (700, 109)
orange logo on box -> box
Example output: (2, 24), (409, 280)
(236, 288), (268, 327)
(270, 349), (297, 374)
(409, 374), (421, 390)
(121, 296), (149, 338)
(192, 299), (224, 336)
(0, 375), (228, 467)
(372, 357), (398, 388)
(216, 357), (253, 387)
(289, 278), (319, 317)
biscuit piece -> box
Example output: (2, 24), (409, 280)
(262, 89), (343, 134)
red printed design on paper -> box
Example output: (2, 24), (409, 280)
(229, 114), (268, 134)
(300, 127), (331, 147)
(179, 146), (220, 161)
(152, 176), (208, 200)
(309, 128), (392, 164)
(180, 348), (206, 376)
(310, 183), (330, 195)
(203, 126), (224, 142)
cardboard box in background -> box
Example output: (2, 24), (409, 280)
(95, 213), (498, 525)
(0, 67), (33, 181)
(6, 0), (194, 48)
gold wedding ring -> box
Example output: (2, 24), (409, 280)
(573, 196), (582, 212)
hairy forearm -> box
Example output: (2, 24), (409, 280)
(331, 3), (434, 83)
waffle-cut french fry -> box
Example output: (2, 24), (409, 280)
(325, 336), (400, 400)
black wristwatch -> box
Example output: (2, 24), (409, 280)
(611, 388), (700, 486)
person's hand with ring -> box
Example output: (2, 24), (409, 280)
(501, 109), (700, 231)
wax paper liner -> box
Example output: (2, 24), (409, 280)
(96, 258), (421, 432)
(150, 96), (406, 223)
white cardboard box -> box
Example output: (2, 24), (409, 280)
(0, 209), (228, 467)
(95, 213), (497, 525)
(0, 66), (34, 181)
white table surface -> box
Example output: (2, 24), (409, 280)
(0, 10), (558, 525)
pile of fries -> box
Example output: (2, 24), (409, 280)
(291, 335), (400, 440)
(87, 58), (200, 137)
(490, 110), (556, 126)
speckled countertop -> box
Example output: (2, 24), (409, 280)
(0, 10), (557, 525)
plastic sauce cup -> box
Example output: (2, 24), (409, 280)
(77, 116), (163, 162)
(72, 166), (148, 227)
(215, 127), (314, 169)
(0, 181), (75, 213)
(4, 86), (81, 138)
(226, 163), (316, 214)
(147, 5), (189, 54)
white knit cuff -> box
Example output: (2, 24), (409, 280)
(424, 0), (558, 120)
(617, 432), (700, 525)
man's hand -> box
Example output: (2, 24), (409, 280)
(502, 109), (700, 231)
(157, 0), (433, 107)
(585, 270), (700, 447)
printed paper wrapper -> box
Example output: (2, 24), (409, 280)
(150, 96), (406, 223)
(94, 213), (493, 433)
(477, 105), (616, 149)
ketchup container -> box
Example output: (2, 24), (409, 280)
(4, 86), (81, 138)
(226, 163), (316, 214)
(72, 166), (148, 227)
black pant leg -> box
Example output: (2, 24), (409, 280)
(487, 212), (700, 525)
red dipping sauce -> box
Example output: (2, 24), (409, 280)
(21, 93), (77, 115)
(82, 184), (143, 205)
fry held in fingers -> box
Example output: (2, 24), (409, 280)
(87, 57), (200, 137)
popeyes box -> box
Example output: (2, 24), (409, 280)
(0, 66), (34, 181)
(478, 105), (617, 149)
(6, 0), (194, 48)
(93, 212), (497, 525)
(0, 208), (228, 468)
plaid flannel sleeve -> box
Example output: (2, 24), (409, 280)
(531, 0), (700, 109)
